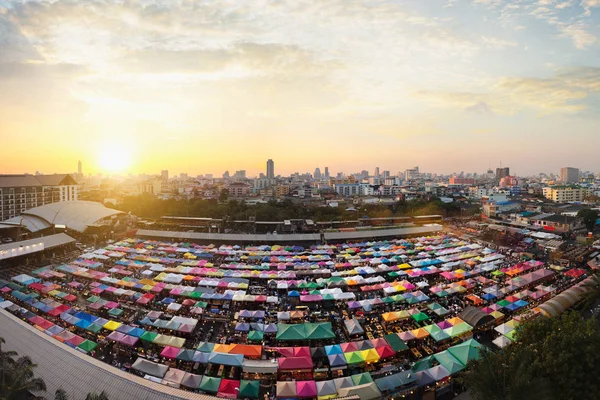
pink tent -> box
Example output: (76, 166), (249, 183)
(106, 331), (126, 342)
(120, 335), (139, 347)
(294, 347), (311, 357)
(296, 381), (317, 398)
(160, 346), (181, 359)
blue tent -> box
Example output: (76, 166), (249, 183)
(514, 300), (528, 308)
(325, 344), (343, 355)
(288, 291), (300, 297)
(328, 353), (347, 367)
(74, 312), (95, 322)
(482, 293), (496, 301)
(207, 352), (243, 367)
(75, 319), (92, 329)
(235, 322), (250, 332)
(128, 328), (146, 337)
(161, 297), (175, 304)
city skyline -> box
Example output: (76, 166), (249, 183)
(1, 0), (600, 175)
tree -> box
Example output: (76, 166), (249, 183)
(218, 189), (229, 202)
(580, 271), (600, 313)
(85, 392), (108, 400)
(464, 312), (600, 400)
(0, 355), (46, 400)
(577, 208), (598, 232)
(55, 389), (69, 400)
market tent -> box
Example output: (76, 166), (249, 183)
(276, 323), (307, 340)
(239, 380), (260, 398)
(316, 380), (337, 398)
(162, 368), (185, 387)
(242, 359), (278, 374)
(327, 353), (347, 367)
(433, 351), (465, 374)
(247, 331), (264, 341)
(160, 346), (180, 359)
(77, 340), (97, 353)
(344, 319), (364, 335)
(412, 355), (435, 372)
(197, 341), (215, 353)
(217, 379), (240, 398)
(428, 365), (451, 381)
(416, 369), (436, 387)
(230, 344), (262, 358)
(447, 339), (483, 365)
(278, 356), (313, 370)
(180, 372), (203, 389)
(305, 322), (335, 340)
(277, 381), (297, 398)
(131, 358), (168, 378)
(198, 376), (221, 393)
(296, 380), (318, 398)
(324, 344), (343, 355)
(176, 349), (196, 362)
(384, 334), (408, 352)
(351, 372), (373, 386)
(459, 306), (495, 328)
(208, 352), (244, 367)
(344, 351), (365, 365)
(337, 382), (382, 400)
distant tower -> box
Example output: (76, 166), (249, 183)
(78, 160), (82, 175)
(374, 167), (380, 177)
(324, 167), (329, 178)
(161, 170), (169, 181)
(266, 159), (274, 179)
(314, 168), (321, 179)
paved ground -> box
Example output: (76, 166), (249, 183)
(0, 310), (219, 400)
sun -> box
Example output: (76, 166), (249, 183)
(98, 144), (132, 173)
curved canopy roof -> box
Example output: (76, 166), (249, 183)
(459, 306), (495, 328)
(5, 201), (124, 233)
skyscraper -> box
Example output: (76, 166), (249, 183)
(374, 167), (380, 177)
(314, 168), (321, 179)
(266, 159), (274, 179)
(560, 167), (579, 183)
(78, 160), (82, 175)
(496, 167), (510, 180)
(324, 167), (329, 178)
(161, 170), (169, 181)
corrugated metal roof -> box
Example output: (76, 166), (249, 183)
(0, 310), (221, 400)
(0, 233), (75, 255)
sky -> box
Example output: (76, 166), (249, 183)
(0, 0), (599, 177)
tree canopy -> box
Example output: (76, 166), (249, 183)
(577, 208), (598, 232)
(464, 312), (600, 400)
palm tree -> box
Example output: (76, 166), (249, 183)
(85, 392), (108, 400)
(55, 388), (69, 400)
(0, 355), (47, 400)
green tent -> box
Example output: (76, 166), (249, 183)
(276, 324), (307, 341)
(384, 334), (408, 352)
(351, 372), (373, 386)
(87, 296), (100, 303)
(78, 340), (98, 353)
(194, 301), (208, 308)
(448, 341), (482, 365)
(189, 292), (203, 299)
(423, 324), (442, 334)
(411, 355), (435, 372)
(412, 312), (430, 322)
(86, 323), (103, 333)
(497, 299), (511, 307)
(198, 376), (221, 393)
(322, 294), (335, 301)
(430, 330), (451, 342)
(435, 290), (450, 297)
(392, 294), (405, 303)
(434, 350), (465, 373)
(239, 380), (260, 398)
(344, 351), (365, 365)
(504, 330), (516, 341)
(196, 341), (215, 353)
(305, 322), (335, 340)
(382, 297), (395, 304)
(108, 308), (123, 317)
(247, 331), (264, 341)
(140, 331), (158, 342)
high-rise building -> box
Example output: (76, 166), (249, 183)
(374, 167), (380, 177)
(161, 170), (169, 181)
(266, 159), (274, 179)
(0, 174), (79, 221)
(495, 167), (510, 180)
(560, 167), (579, 183)
(382, 170), (390, 178)
(324, 167), (329, 178)
(314, 168), (321, 179)
(78, 160), (82, 175)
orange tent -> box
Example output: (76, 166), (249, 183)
(229, 344), (262, 358)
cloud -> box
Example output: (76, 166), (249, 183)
(559, 21), (597, 49)
(481, 36), (518, 48)
(0, 15), (40, 63)
(415, 67), (600, 115)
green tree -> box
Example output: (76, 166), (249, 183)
(55, 389), (69, 400)
(464, 312), (600, 400)
(218, 189), (229, 202)
(85, 392), (108, 400)
(463, 344), (549, 400)
(0, 354), (46, 400)
(580, 271), (600, 313)
(577, 208), (598, 232)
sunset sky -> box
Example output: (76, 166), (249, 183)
(1, 0), (599, 177)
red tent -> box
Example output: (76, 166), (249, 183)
(217, 379), (240, 398)
(277, 357), (313, 370)
(376, 345), (396, 359)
